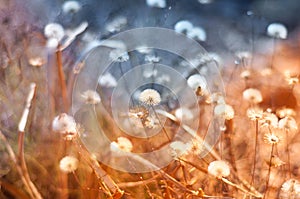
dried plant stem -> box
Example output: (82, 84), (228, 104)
(151, 106), (171, 141)
(285, 129), (291, 178)
(73, 140), (124, 198)
(0, 131), (34, 198)
(56, 47), (69, 112)
(17, 83), (42, 199)
(117, 174), (160, 188)
(264, 143), (275, 199)
(0, 180), (30, 199)
(250, 119), (259, 187)
(179, 158), (263, 198)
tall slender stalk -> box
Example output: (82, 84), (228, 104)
(250, 119), (259, 187)
(264, 143), (275, 198)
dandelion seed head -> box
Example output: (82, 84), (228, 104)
(214, 104), (235, 120)
(110, 137), (133, 152)
(240, 70), (252, 79)
(266, 155), (285, 167)
(187, 74), (207, 91)
(59, 156), (79, 173)
(106, 16), (127, 33)
(187, 26), (207, 41)
(62, 1), (81, 14)
(98, 73), (117, 88)
(263, 132), (281, 145)
(267, 23), (288, 39)
(260, 112), (278, 128)
(145, 55), (161, 63)
(243, 88), (263, 104)
(169, 141), (191, 158)
(139, 89), (161, 106)
(44, 23), (65, 42)
(278, 116), (298, 131)
(174, 20), (193, 34)
(52, 113), (77, 139)
(280, 179), (300, 198)
(208, 160), (230, 178)
(247, 107), (263, 121)
(146, 0), (166, 8)
(276, 108), (296, 118)
(81, 90), (101, 105)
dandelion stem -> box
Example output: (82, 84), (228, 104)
(285, 129), (291, 178)
(250, 119), (259, 187)
(264, 143), (274, 198)
(56, 47), (69, 112)
(151, 106), (171, 142)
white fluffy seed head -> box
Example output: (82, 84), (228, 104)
(146, 0), (166, 8)
(280, 179), (300, 198)
(174, 20), (193, 34)
(187, 26), (207, 41)
(243, 88), (263, 104)
(110, 137), (133, 153)
(98, 73), (117, 88)
(44, 23), (65, 42)
(214, 104), (235, 120)
(267, 23), (288, 39)
(278, 116), (298, 131)
(52, 113), (77, 139)
(208, 160), (230, 178)
(81, 90), (101, 105)
(62, 1), (81, 14)
(169, 141), (191, 157)
(187, 74), (207, 91)
(139, 89), (161, 106)
(59, 156), (79, 173)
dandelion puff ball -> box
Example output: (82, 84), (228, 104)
(214, 104), (235, 120)
(52, 113), (77, 135)
(267, 23), (288, 39)
(243, 88), (263, 104)
(44, 23), (65, 42)
(174, 20), (193, 34)
(110, 137), (133, 152)
(81, 90), (101, 105)
(62, 1), (81, 14)
(208, 160), (230, 178)
(280, 179), (300, 198)
(59, 156), (79, 173)
(139, 89), (161, 106)
(146, 0), (166, 8)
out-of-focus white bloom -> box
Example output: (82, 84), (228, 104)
(263, 132), (281, 145)
(247, 107), (263, 121)
(267, 23), (288, 39)
(169, 141), (191, 157)
(280, 179), (300, 198)
(240, 69), (252, 79)
(260, 112), (278, 128)
(136, 46), (153, 54)
(62, 1), (81, 14)
(198, 0), (213, 4)
(235, 51), (252, 60)
(243, 88), (263, 104)
(214, 104), (235, 120)
(145, 55), (161, 63)
(187, 27), (207, 42)
(109, 49), (129, 62)
(276, 108), (296, 118)
(106, 16), (127, 33)
(210, 92), (226, 104)
(59, 156), (79, 173)
(139, 89), (161, 106)
(187, 74), (207, 91)
(46, 38), (59, 49)
(175, 107), (194, 121)
(44, 23), (65, 43)
(52, 113), (77, 139)
(208, 160), (230, 178)
(143, 69), (158, 78)
(98, 73), (117, 88)
(110, 137), (133, 153)
(278, 116), (298, 131)
(81, 90), (101, 105)
(174, 20), (193, 34)
(156, 75), (170, 84)
(146, 0), (166, 8)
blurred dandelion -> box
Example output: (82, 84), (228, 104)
(59, 156), (79, 173)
